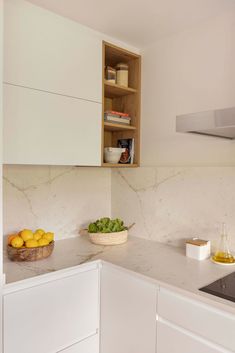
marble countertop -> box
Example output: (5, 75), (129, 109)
(4, 235), (235, 314)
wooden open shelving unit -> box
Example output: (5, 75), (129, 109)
(102, 41), (141, 167)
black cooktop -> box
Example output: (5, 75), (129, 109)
(200, 272), (235, 303)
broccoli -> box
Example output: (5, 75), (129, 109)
(115, 218), (124, 226)
(88, 217), (126, 233)
(99, 217), (110, 226)
(88, 223), (98, 233)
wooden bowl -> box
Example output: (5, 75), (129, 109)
(89, 230), (128, 245)
(7, 241), (55, 262)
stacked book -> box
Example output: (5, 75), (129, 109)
(104, 110), (131, 125)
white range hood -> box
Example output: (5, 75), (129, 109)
(176, 107), (235, 139)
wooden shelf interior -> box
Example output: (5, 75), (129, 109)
(102, 42), (141, 167)
(104, 122), (136, 131)
(105, 43), (140, 91)
(104, 82), (137, 98)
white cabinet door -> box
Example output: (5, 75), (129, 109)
(158, 288), (235, 352)
(100, 263), (157, 353)
(4, 268), (99, 353)
(59, 334), (99, 353)
(157, 321), (227, 353)
(3, 84), (102, 165)
(4, 0), (102, 103)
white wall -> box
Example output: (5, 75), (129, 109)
(141, 11), (235, 166)
(112, 12), (235, 250)
(3, 165), (111, 240)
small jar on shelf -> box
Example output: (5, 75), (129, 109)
(116, 63), (129, 87)
(105, 66), (116, 84)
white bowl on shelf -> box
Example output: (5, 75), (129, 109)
(104, 147), (125, 164)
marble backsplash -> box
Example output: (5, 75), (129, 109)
(3, 165), (111, 240)
(111, 167), (235, 251)
(4, 165), (235, 252)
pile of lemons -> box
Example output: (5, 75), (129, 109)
(8, 229), (54, 249)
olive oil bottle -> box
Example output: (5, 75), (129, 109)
(212, 223), (235, 264)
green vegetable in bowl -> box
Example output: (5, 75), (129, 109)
(88, 217), (127, 233)
(88, 223), (98, 233)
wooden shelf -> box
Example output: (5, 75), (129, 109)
(104, 82), (137, 98)
(102, 41), (141, 168)
(102, 163), (138, 168)
(104, 122), (136, 131)
(104, 41), (140, 67)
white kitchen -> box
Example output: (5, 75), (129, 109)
(1, 0), (235, 352)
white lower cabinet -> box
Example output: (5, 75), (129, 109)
(158, 288), (235, 352)
(3, 266), (99, 353)
(3, 262), (235, 353)
(100, 263), (157, 353)
(157, 321), (226, 353)
(59, 334), (99, 353)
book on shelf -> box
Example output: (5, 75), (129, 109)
(104, 110), (131, 125)
(104, 115), (131, 125)
(117, 138), (134, 164)
(105, 110), (129, 117)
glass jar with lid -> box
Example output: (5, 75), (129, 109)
(116, 63), (129, 87)
(105, 66), (116, 84)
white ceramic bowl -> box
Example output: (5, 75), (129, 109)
(104, 147), (125, 164)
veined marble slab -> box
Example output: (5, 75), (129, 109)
(112, 167), (235, 251)
(3, 165), (111, 240)
(4, 235), (235, 315)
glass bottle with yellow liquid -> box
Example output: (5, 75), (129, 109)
(212, 223), (235, 264)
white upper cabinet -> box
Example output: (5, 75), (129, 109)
(4, 84), (102, 165)
(3, 0), (103, 166)
(4, 0), (102, 103)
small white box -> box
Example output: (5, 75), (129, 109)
(186, 238), (211, 261)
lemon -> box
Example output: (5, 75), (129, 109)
(7, 234), (18, 245)
(43, 232), (54, 243)
(33, 231), (42, 241)
(25, 239), (38, 248)
(35, 229), (45, 236)
(21, 229), (34, 242)
(11, 236), (24, 248)
(38, 238), (49, 247)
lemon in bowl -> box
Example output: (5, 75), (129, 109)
(11, 236), (24, 248)
(25, 239), (39, 248)
(33, 231), (43, 241)
(20, 229), (34, 242)
(43, 232), (54, 243)
(38, 238), (50, 246)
